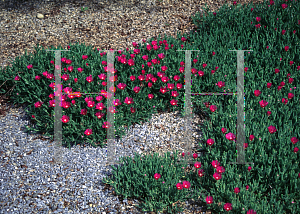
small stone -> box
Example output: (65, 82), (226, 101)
(36, 13), (44, 19)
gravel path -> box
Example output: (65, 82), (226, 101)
(0, 102), (208, 213)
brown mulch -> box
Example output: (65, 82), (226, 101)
(0, 0), (266, 118)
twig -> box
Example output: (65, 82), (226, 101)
(0, 31), (24, 33)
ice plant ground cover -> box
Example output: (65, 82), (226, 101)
(0, 0), (300, 213)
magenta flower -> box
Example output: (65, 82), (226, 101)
(84, 129), (92, 136)
(198, 169), (204, 177)
(194, 161), (201, 168)
(225, 133), (236, 141)
(206, 196), (213, 204)
(234, 187), (240, 194)
(281, 3), (288, 9)
(213, 172), (222, 180)
(206, 139), (215, 146)
(291, 137), (299, 144)
(176, 183), (183, 190)
(224, 203), (232, 211)
(247, 210), (257, 214)
(221, 128), (227, 134)
(216, 166), (225, 173)
(182, 181), (190, 189)
(154, 173), (161, 180)
(61, 115), (70, 123)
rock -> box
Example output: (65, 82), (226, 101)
(36, 13), (44, 19)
